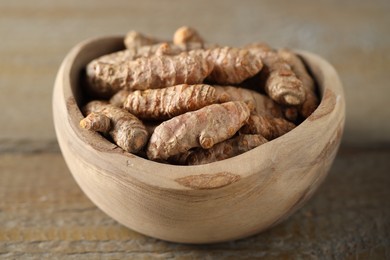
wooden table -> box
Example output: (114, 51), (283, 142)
(1, 0), (389, 258)
(1, 148), (389, 258)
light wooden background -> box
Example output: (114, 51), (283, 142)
(0, 0), (389, 258)
(1, 0), (390, 149)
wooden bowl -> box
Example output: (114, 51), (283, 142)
(53, 36), (345, 244)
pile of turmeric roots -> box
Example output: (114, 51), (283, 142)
(80, 26), (319, 165)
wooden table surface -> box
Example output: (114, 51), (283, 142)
(1, 148), (389, 259)
(0, 0), (389, 259)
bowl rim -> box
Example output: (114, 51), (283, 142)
(55, 36), (345, 191)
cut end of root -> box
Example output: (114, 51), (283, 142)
(86, 62), (97, 79)
(282, 94), (301, 106)
(200, 137), (214, 149)
(173, 26), (204, 45)
(79, 120), (89, 129)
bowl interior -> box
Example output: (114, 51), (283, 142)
(58, 36), (345, 191)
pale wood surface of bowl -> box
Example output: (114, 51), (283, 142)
(53, 37), (345, 243)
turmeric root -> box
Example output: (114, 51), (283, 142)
(240, 114), (295, 140)
(207, 47), (263, 84)
(109, 89), (132, 107)
(282, 106), (299, 122)
(124, 84), (218, 120)
(82, 101), (148, 153)
(238, 72), (299, 121)
(252, 91), (284, 118)
(93, 45), (163, 65)
(278, 49), (315, 92)
(215, 86), (284, 117)
(173, 26), (204, 45)
(81, 28), (320, 165)
(214, 86), (257, 111)
(244, 42), (274, 52)
(80, 112), (111, 132)
(214, 84), (296, 136)
(144, 121), (161, 138)
(263, 54), (305, 105)
(300, 90), (319, 118)
(124, 30), (163, 50)
(94, 50), (133, 65)
(247, 46), (306, 106)
(223, 87), (257, 107)
(147, 101), (250, 161)
(89, 45), (264, 97)
(92, 42), (204, 65)
(214, 86), (297, 123)
(278, 48), (319, 118)
(174, 134), (268, 165)
(247, 89), (298, 123)
(86, 50), (214, 97)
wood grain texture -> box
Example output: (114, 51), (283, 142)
(175, 172), (241, 190)
(0, 149), (389, 259)
(52, 36), (345, 243)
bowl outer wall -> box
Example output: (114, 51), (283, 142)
(53, 36), (345, 243)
